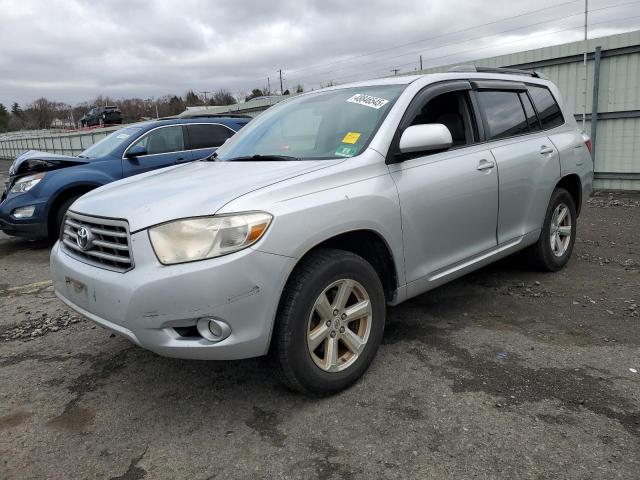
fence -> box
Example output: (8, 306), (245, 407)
(0, 126), (121, 160)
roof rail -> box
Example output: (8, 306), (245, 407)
(448, 65), (545, 78)
(179, 113), (253, 119)
(160, 113), (254, 120)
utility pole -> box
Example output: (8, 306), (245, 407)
(278, 69), (284, 95)
(582, 0), (588, 131)
(267, 77), (271, 95)
(419, 55), (423, 71)
(200, 91), (211, 103)
(391, 68), (400, 76)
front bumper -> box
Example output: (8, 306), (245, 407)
(0, 193), (49, 238)
(50, 232), (296, 360)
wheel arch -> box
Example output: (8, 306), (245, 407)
(268, 228), (398, 357)
(555, 173), (582, 216)
(285, 228), (399, 304)
(47, 183), (101, 237)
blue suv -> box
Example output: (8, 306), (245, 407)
(0, 115), (251, 240)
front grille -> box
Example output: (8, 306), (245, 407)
(61, 211), (134, 272)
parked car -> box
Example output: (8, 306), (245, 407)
(51, 68), (593, 395)
(79, 106), (123, 127)
(0, 115), (251, 240)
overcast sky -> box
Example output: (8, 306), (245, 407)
(1, 0), (639, 106)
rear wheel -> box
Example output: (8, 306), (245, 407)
(271, 249), (386, 395)
(525, 188), (577, 271)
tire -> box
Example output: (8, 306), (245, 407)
(525, 188), (577, 272)
(271, 248), (386, 396)
(51, 195), (81, 241)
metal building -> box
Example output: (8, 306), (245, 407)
(417, 30), (640, 191)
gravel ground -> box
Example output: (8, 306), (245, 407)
(0, 158), (638, 479)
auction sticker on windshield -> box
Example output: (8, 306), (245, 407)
(346, 94), (389, 109)
(342, 132), (361, 144)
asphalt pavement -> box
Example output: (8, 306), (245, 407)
(1, 158), (638, 479)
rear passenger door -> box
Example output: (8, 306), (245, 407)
(184, 123), (235, 161)
(122, 125), (191, 177)
(472, 82), (561, 244)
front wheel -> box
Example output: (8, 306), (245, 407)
(51, 195), (81, 241)
(271, 249), (386, 395)
(525, 188), (577, 271)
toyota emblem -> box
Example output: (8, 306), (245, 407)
(76, 227), (92, 250)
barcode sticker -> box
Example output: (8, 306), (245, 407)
(346, 94), (389, 109)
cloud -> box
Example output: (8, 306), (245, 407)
(0, 0), (638, 106)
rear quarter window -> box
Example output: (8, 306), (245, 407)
(187, 124), (233, 149)
(527, 85), (564, 129)
(475, 90), (530, 140)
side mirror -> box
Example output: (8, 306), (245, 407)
(399, 124), (453, 154)
(125, 145), (147, 159)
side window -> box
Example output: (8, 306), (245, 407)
(475, 90), (529, 140)
(187, 124), (233, 150)
(527, 85), (564, 129)
(131, 126), (185, 155)
(519, 92), (540, 131)
(409, 91), (475, 147)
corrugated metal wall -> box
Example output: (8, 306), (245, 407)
(419, 30), (640, 190)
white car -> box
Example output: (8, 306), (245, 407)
(51, 67), (593, 395)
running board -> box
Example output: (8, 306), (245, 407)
(428, 237), (524, 282)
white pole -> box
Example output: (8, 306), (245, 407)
(582, 0), (588, 131)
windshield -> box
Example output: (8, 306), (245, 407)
(80, 126), (142, 159)
(215, 85), (406, 161)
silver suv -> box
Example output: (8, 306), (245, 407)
(51, 68), (593, 395)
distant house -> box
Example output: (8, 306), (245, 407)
(51, 118), (75, 129)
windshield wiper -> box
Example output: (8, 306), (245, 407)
(224, 154), (300, 162)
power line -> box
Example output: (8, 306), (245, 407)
(307, 13), (640, 88)
(289, 0), (640, 86)
(290, 10), (583, 84)
(286, 0), (581, 76)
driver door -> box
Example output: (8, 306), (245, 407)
(122, 125), (192, 177)
(388, 83), (499, 295)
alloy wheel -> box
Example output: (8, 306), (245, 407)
(550, 202), (572, 257)
(307, 279), (372, 372)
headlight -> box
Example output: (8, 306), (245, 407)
(148, 212), (273, 265)
(10, 173), (45, 193)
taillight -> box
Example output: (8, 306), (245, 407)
(583, 134), (592, 153)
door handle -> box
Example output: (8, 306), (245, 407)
(540, 146), (554, 155)
(476, 159), (495, 171)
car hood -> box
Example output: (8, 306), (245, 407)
(72, 159), (342, 231)
(9, 150), (88, 177)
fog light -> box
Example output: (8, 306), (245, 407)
(12, 205), (35, 219)
(196, 317), (231, 343)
